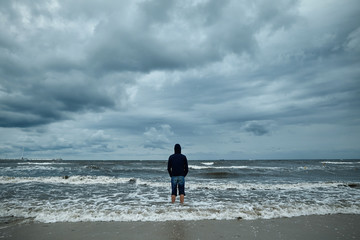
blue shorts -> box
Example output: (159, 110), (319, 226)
(171, 176), (185, 196)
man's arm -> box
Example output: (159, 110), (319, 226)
(167, 158), (172, 177)
(184, 156), (188, 177)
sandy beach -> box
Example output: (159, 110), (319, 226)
(1, 214), (359, 240)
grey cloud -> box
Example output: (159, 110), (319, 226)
(139, 0), (175, 23)
(244, 122), (270, 136)
(0, 0), (359, 159)
(1, 128), (116, 159)
(143, 125), (174, 150)
(86, 0), (301, 73)
(0, 74), (116, 128)
(23, 143), (74, 153)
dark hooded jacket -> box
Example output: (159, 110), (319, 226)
(167, 144), (188, 177)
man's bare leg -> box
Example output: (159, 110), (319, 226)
(171, 195), (176, 203)
(180, 194), (184, 204)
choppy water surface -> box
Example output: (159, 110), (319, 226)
(1, 159), (359, 222)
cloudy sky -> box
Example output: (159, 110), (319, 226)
(1, 0), (359, 160)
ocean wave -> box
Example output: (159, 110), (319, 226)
(201, 172), (239, 178)
(1, 176), (357, 192)
(189, 165), (282, 170)
(321, 161), (360, 165)
(0, 176), (136, 185)
(190, 165), (247, 170)
(2, 159), (359, 224)
(187, 181), (356, 191)
(201, 162), (214, 166)
(1, 200), (359, 223)
(17, 162), (66, 165)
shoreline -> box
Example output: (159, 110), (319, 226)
(1, 214), (359, 240)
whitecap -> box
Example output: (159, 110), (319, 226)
(201, 162), (214, 166)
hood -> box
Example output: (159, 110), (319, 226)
(174, 144), (181, 154)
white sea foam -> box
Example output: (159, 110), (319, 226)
(2, 159), (359, 223)
(187, 181), (351, 191)
(201, 162), (214, 166)
(189, 165), (282, 170)
(0, 176), (354, 191)
(189, 165), (248, 170)
(1, 179), (359, 223)
(17, 162), (63, 165)
(0, 176), (135, 185)
(2, 199), (359, 223)
(321, 161), (359, 165)
(13, 165), (60, 171)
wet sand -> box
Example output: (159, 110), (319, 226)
(1, 214), (359, 240)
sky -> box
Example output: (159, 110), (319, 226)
(0, 0), (359, 160)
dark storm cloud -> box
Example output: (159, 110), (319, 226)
(0, 73), (115, 127)
(85, 0), (301, 73)
(0, 1), (118, 128)
(0, 0), (359, 159)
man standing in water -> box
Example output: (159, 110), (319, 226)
(167, 144), (188, 203)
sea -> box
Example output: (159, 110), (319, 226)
(0, 159), (359, 223)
